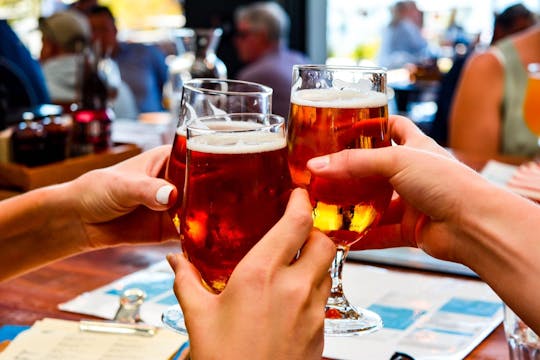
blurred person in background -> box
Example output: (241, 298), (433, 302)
(449, 4), (538, 164)
(377, 1), (429, 69)
(491, 3), (536, 44)
(39, 9), (92, 108)
(233, 1), (309, 119)
(39, 9), (137, 119)
(0, 19), (50, 127)
(430, 3), (536, 147)
(87, 5), (169, 114)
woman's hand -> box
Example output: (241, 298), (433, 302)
(307, 115), (487, 263)
(66, 145), (179, 250)
(168, 188), (335, 360)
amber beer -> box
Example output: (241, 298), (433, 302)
(181, 119), (291, 293)
(165, 127), (187, 232)
(524, 64), (540, 136)
(288, 88), (393, 247)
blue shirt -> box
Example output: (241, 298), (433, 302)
(115, 42), (168, 113)
(378, 19), (428, 69)
(0, 20), (50, 105)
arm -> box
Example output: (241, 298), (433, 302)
(449, 51), (505, 159)
(0, 145), (178, 281)
(308, 115), (540, 334)
(168, 188), (335, 360)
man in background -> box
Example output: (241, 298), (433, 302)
(377, 1), (429, 69)
(87, 5), (169, 114)
(39, 9), (137, 119)
(233, 1), (309, 118)
(39, 9), (91, 107)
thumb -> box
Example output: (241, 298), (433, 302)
(110, 176), (177, 212)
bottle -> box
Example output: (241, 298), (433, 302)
(189, 28), (227, 79)
(71, 47), (114, 156)
(41, 114), (71, 163)
(11, 112), (47, 167)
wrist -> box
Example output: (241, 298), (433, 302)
(455, 177), (537, 277)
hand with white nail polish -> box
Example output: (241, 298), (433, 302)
(0, 145), (178, 281)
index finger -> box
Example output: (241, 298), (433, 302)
(389, 115), (452, 157)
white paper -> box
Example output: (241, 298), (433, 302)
(322, 264), (502, 360)
(60, 260), (502, 360)
(0, 318), (188, 360)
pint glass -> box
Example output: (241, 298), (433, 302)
(165, 79), (273, 232)
(182, 113), (291, 293)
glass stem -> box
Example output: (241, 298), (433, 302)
(328, 246), (348, 305)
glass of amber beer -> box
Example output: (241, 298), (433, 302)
(165, 79), (273, 232)
(287, 64), (393, 336)
(162, 112), (291, 334)
(523, 63), (540, 145)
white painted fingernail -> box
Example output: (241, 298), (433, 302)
(156, 185), (174, 205)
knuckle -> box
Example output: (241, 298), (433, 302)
(288, 206), (313, 229)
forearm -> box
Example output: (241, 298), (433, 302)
(454, 179), (540, 332)
(0, 183), (87, 281)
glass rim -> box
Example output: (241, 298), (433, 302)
(183, 78), (273, 96)
(187, 113), (285, 133)
(293, 64), (387, 74)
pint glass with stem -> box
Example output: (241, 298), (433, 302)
(287, 64), (393, 336)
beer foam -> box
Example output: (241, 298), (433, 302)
(187, 121), (285, 154)
(291, 88), (387, 108)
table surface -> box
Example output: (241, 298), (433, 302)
(0, 240), (509, 359)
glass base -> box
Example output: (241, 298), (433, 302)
(161, 304), (188, 335)
(324, 305), (382, 336)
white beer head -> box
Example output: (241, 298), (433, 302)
(187, 120), (286, 154)
(291, 88), (387, 109)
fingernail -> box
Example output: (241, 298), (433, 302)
(166, 253), (178, 271)
(156, 185), (174, 205)
(308, 156), (329, 170)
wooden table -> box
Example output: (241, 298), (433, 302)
(0, 240), (509, 359)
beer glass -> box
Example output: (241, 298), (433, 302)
(523, 63), (540, 145)
(165, 79), (273, 232)
(162, 79), (272, 334)
(163, 113), (291, 333)
(287, 64), (393, 336)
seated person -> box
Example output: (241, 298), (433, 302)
(0, 19), (50, 106)
(449, 23), (540, 164)
(39, 10), (137, 118)
(377, 1), (429, 69)
(87, 5), (169, 114)
(39, 10), (91, 108)
(430, 3), (536, 147)
(233, 2), (310, 118)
